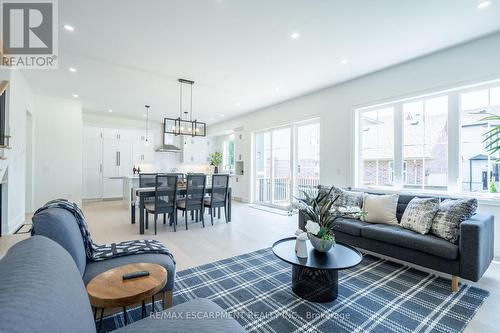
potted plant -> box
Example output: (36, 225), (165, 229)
(295, 187), (365, 252)
(209, 151), (223, 174)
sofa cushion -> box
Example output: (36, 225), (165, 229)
(328, 186), (364, 218)
(0, 236), (95, 333)
(115, 298), (246, 333)
(32, 207), (87, 275)
(84, 253), (176, 291)
(361, 194), (399, 225)
(361, 224), (458, 260)
(400, 197), (440, 234)
(331, 217), (372, 236)
(431, 198), (478, 243)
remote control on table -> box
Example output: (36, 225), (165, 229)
(122, 270), (150, 280)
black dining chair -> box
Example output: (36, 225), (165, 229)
(176, 174), (206, 230)
(204, 174), (230, 225)
(166, 173), (185, 182)
(144, 174), (178, 234)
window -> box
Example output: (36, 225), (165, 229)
(460, 86), (500, 193)
(359, 107), (394, 187)
(356, 80), (500, 195)
(403, 96), (448, 190)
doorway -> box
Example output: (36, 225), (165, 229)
(253, 119), (320, 208)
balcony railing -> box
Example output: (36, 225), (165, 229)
(255, 176), (320, 205)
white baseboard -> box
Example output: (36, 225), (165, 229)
(6, 214), (28, 234)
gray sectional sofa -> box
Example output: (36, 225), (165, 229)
(0, 236), (245, 333)
(31, 207), (177, 308)
(299, 192), (495, 290)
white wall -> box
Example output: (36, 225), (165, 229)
(209, 32), (500, 255)
(0, 69), (35, 233)
(33, 95), (83, 208)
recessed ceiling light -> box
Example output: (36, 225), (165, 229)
(341, 59), (349, 65)
(63, 24), (75, 32)
(478, 0), (491, 8)
(143, 114), (147, 117)
(210, 117), (214, 121)
(108, 109), (113, 113)
(275, 87), (281, 92)
(72, 94), (79, 98)
(235, 103), (241, 107)
(69, 67), (77, 72)
(290, 32), (301, 39)
(220, 114), (225, 117)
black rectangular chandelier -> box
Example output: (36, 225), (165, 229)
(164, 117), (206, 137)
(164, 78), (207, 137)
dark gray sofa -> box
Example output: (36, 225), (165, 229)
(31, 207), (177, 308)
(0, 236), (245, 333)
(299, 192), (495, 290)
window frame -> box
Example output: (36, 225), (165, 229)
(354, 79), (500, 197)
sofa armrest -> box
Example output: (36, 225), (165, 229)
(459, 213), (494, 281)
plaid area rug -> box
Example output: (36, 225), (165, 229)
(100, 248), (488, 332)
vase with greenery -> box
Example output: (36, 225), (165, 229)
(209, 151), (223, 173)
(294, 186), (365, 252)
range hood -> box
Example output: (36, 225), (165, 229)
(155, 144), (181, 153)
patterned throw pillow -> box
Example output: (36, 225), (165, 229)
(430, 199), (478, 243)
(400, 198), (440, 235)
(331, 186), (364, 218)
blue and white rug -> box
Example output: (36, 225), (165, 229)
(100, 248), (488, 332)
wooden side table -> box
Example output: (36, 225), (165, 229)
(87, 263), (167, 332)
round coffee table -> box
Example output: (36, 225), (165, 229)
(87, 263), (167, 331)
(272, 237), (362, 302)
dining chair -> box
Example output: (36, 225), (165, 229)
(138, 173), (157, 229)
(204, 174), (229, 225)
(176, 174), (206, 230)
(144, 174), (178, 234)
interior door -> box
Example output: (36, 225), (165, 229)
(83, 126), (102, 199)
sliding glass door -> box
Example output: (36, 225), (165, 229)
(254, 120), (320, 208)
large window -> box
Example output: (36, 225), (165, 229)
(403, 96), (448, 190)
(360, 108), (394, 186)
(356, 80), (500, 195)
(460, 87), (500, 193)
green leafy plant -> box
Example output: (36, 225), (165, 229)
(481, 115), (500, 155)
(490, 180), (497, 193)
(209, 151), (223, 167)
(295, 187), (339, 241)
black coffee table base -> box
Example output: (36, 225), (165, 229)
(291, 265), (338, 302)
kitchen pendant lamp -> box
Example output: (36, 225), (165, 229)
(164, 79), (207, 137)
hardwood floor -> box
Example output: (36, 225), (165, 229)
(1, 199), (499, 332)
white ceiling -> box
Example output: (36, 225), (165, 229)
(22, 0), (500, 124)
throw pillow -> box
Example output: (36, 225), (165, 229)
(361, 194), (399, 225)
(430, 198), (478, 243)
(330, 186), (364, 218)
(400, 197), (440, 234)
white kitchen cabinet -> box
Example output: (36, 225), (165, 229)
(83, 126), (155, 200)
(133, 132), (154, 165)
(181, 137), (212, 164)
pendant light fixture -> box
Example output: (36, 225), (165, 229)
(164, 79), (207, 137)
(144, 105), (150, 146)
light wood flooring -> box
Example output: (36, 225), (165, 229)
(0, 200), (498, 332)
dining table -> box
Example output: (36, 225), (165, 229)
(131, 186), (232, 234)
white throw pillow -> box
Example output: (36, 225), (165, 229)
(361, 194), (399, 225)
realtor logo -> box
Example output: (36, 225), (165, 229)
(0, 0), (58, 69)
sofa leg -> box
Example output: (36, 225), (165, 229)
(163, 290), (173, 309)
(451, 275), (459, 292)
